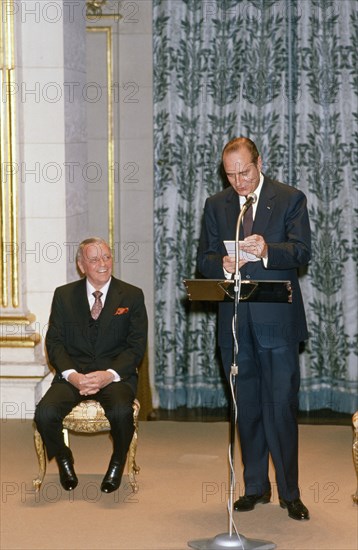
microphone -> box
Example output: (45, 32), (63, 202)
(243, 192), (257, 208)
(241, 192), (257, 216)
(234, 192), (258, 273)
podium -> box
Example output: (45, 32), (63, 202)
(184, 279), (292, 304)
(183, 278), (289, 550)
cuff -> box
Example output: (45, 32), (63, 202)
(107, 369), (120, 382)
(62, 369), (77, 381)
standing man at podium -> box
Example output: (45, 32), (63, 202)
(197, 137), (311, 521)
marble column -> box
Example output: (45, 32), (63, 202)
(0, 0), (88, 418)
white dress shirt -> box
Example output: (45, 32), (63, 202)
(224, 173), (267, 278)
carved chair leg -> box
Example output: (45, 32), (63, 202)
(126, 400), (141, 492)
(33, 429), (46, 492)
(353, 412), (358, 504)
(127, 424), (140, 493)
(353, 440), (358, 504)
(132, 431), (140, 475)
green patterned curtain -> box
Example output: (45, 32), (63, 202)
(153, 0), (357, 413)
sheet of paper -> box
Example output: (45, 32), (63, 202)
(224, 240), (261, 262)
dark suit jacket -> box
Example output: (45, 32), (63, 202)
(45, 276), (148, 394)
(197, 175), (311, 349)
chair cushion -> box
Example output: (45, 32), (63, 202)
(62, 399), (140, 433)
(63, 400), (110, 433)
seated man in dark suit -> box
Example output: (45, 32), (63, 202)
(35, 237), (148, 493)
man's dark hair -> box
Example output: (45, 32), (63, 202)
(222, 137), (260, 165)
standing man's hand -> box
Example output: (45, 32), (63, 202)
(240, 234), (268, 259)
(223, 255), (248, 273)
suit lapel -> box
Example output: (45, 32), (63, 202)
(225, 187), (241, 239)
(97, 278), (124, 339)
(71, 279), (94, 352)
(252, 176), (276, 236)
(73, 279), (91, 320)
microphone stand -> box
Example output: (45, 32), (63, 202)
(188, 201), (276, 550)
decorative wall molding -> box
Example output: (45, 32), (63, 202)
(86, 0), (122, 20)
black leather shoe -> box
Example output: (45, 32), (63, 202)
(55, 451), (78, 491)
(234, 490), (271, 511)
(279, 498), (310, 520)
(101, 459), (125, 493)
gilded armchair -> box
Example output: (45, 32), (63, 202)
(33, 399), (140, 493)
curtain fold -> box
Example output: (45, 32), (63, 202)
(153, 0), (357, 413)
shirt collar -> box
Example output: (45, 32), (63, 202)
(86, 277), (112, 304)
(239, 172), (264, 216)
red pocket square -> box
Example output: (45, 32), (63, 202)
(114, 307), (129, 316)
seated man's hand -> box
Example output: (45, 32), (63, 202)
(68, 372), (88, 391)
(68, 371), (114, 395)
(81, 371), (114, 395)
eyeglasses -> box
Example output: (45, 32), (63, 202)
(87, 254), (112, 264)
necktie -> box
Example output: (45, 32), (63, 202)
(91, 291), (103, 320)
(243, 204), (253, 237)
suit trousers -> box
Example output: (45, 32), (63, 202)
(220, 320), (301, 502)
(34, 380), (136, 464)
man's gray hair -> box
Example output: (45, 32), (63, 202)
(76, 237), (110, 261)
